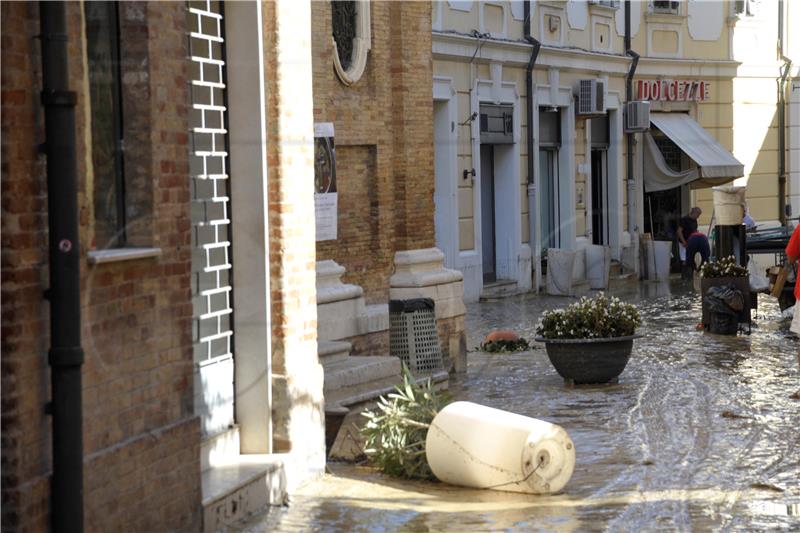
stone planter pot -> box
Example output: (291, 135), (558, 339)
(534, 335), (641, 385)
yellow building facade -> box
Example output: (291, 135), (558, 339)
(432, 0), (798, 300)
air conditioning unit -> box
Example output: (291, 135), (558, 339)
(624, 100), (651, 132)
(576, 79), (605, 116)
(479, 103), (514, 144)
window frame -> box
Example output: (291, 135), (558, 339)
(85, 0), (128, 247)
(589, 0), (620, 9)
(331, 0), (371, 87)
(651, 1), (681, 15)
(732, 0), (759, 17)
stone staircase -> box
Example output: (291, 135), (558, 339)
(320, 340), (449, 460)
(316, 258), (453, 459)
(319, 340), (402, 407)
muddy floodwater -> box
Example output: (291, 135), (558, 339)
(237, 280), (800, 532)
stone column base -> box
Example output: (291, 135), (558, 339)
(316, 259), (389, 343)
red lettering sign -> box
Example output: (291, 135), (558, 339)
(636, 79), (711, 102)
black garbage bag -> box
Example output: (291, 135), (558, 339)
(705, 284), (744, 314)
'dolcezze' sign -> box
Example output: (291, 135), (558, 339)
(636, 79), (711, 102)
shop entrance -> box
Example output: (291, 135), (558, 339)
(643, 134), (689, 241)
(644, 186), (682, 239)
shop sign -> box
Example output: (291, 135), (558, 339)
(636, 79), (711, 102)
(314, 122), (337, 241)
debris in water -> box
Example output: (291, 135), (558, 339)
(484, 329), (520, 343)
(790, 391), (800, 401)
(480, 330), (530, 353)
(720, 410), (751, 419)
(750, 482), (785, 492)
(642, 459), (655, 466)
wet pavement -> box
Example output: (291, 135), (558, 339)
(236, 279), (800, 532)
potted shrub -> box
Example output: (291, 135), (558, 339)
(534, 293), (642, 385)
(699, 255), (751, 328)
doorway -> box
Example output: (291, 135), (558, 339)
(539, 147), (559, 250)
(591, 149), (608, 245)
(480, 144), (496, 283)
(539, 107), (561, 253)
(590, 116), (609, 246)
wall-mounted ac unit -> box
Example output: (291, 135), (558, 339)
(479, 103), (514, 144)
(588, 0), (620, 7)
(576, 79), (605, 116)
(624, 100), (651, 132)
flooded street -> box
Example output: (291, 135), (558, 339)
(237, 280), (800, 532)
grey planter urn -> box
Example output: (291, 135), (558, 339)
(535, 335), (641, 385)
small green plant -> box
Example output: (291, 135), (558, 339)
(700, 255), (748, 278)
(535, 292), (641, 340)
(360, 365), (451, 480)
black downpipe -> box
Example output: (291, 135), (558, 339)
(778, 61), (790, 226)
(524, 0), (541, 288)
(40, 2), (84, 532)
(524, 0), (541, 190)
(624, 1), (640, 255)
(777, 0), (791, 226)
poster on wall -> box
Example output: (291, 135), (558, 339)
(314, 122), (337, 241)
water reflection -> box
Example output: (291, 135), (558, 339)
(238, 280), (800, 532)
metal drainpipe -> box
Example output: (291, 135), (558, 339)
(778, 0), (791, 226)
(624, 0), (640, 274)
(524, 0), (541, 291)
(40, 2), (84, 531)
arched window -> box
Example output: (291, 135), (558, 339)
(331, 0), (370, 86)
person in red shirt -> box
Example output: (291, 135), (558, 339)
(786, 223), (800, 369)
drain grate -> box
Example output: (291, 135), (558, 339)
(389, 298), (443, 374)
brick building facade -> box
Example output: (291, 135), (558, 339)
(314, 0), (437, 292)
(2, 0), (465, 530)
(2, 2), (201, 530)
(311, 0), (466, 380)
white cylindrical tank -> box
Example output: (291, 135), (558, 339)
(425, 401), (575, 494)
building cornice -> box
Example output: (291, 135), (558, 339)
(432, 30), (740, 79)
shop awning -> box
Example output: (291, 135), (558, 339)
(644, 113), (744, 193)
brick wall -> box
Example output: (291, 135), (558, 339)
(312, 1), (436, 303)
(1, 2), (200, 530)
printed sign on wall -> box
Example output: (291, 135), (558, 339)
(314, 122), (337, 241)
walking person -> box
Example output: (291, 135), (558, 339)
(786, 222), (800, 370)
(686, 229), (711, 271)
(678, 207), (702, 277)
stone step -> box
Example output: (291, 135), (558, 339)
(322, 355), (402, 407)
(480, 279), (521, 301)
(317, 340), (352, 363)
(201, 454), (286, 533)
(609, 260), (636, 280)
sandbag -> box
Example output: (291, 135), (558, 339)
(705, 284), (744, 314)
(748, 260), (769, 293)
